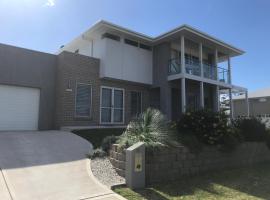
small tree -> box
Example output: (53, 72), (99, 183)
(118, 108), (175, 147)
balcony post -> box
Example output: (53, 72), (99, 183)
(229, 88), (234, 119)
(214, 49), (218, 80)
(215, 85), (220, 112)
(199, 43), (203, 77)
(228, 56), (232, 84)
(181, 36), (185, 74)
(181, 78), (186, 113)
(245, 90), (250, 117)
(200, 81), (204, 109)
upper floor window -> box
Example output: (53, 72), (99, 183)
(124, 39), (138, 47)
(102, 33), (120, 42)
(75, 83), (92, 118)
(139, 43), (152, 51)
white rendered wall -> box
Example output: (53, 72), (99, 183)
(58, 36), (93, 57)
(58, 35), (153, 85)
(101, 38), (153, 84)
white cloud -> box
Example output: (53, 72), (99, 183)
(44, 0), (55, 7)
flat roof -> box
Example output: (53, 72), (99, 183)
(233, 87), (270, 100)
(82, 20), (245, 56)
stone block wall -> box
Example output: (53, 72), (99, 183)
(109, 142), (270, 185)
(110, 144), (126, 177)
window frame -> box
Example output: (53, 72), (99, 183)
(130, 91), (143, 117)
(101, 33), (121, 42)
(124, 38), (139, 47)
(139, 43), (152, 51)
(74, 82), (92, 118)
(100, 86), (125, 124)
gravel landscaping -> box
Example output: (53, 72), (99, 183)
(91, 157), (125, 188)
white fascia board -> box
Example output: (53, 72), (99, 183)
(89, 20), (244, 55)
(60, 20), (245, 57)
(153, 25), (245, 55)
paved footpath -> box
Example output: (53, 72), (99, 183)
(0, 131), (125, 200)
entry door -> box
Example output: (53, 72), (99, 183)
(101, 87), (124, 124)
(0, 85), (40, 131)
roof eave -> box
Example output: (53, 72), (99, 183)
(83, 20), (245, 56)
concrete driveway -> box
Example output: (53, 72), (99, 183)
(0, 131), (125, 200)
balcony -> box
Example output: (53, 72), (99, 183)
(203, 63), (216, 80)
(168, 58), (181, 75)
(168, 58), (230, 84)
(218, 67), (230, 83)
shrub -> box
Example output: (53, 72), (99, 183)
(177, 110), (241, 148)
(178, 132), (203, 153)
(87, 148), (107, 159)
(266, 130), (270, 149)
(232, 117), (267, 142)
(118, 108), (175, 148)
(101, 135), (120, 153)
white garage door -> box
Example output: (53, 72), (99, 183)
(0, 85), (40, 131)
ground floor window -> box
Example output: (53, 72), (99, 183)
(75, 83), (92, 117)
(131, 91), (142, 117)
(100, 87), (124, 124)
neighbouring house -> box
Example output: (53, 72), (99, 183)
(0, 20), (247, 131)
(233, 87), (270, 118)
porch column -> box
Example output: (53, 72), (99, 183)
(214, 49), (219, 80)
(229, 88), (234, 119)
(216, 85), (220, 112)
(160, 85), (172, 120)
(181, 78), (186, 113)
(181, 36), (185, 74)
(228, 56), (232, 84)
(200, 81), (204, 109)
(199, 43), (203, 77)
(245, 90), (250, 117)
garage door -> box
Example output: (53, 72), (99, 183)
(0, 85), (40, 131)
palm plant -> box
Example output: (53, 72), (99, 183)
(118, 108), (174, 147)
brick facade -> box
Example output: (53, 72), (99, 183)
(56, 51), (150, 128)
(110, 142), (270, 185)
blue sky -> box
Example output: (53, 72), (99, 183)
(0, 0), (269, 91)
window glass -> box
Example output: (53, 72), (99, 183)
(139, 43), (152, 51)
(102, 88), (112, 107)
(114, 90), (123, 108)
(75, 84), (91, 117)
(102, 33), (120, 41)
(124, 39), (138, 47)
(101, 108), (111, 122)
(113, 109), (123, 122)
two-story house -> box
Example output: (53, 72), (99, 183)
(0, 20), (249, 131)
(58, 20), (248, 127)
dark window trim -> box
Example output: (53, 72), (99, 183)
(139, 43), (152, 51)
(102, 33), (121, 41)
(124, 38), (138, 47)
(75, 82), (92, 118)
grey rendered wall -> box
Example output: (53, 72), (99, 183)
(152, 42), (172, 119)
(0, 43), (57, 130)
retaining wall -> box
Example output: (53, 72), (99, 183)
(109, 142), (270, 185)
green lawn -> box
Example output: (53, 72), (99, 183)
(114, 162), (270, 200)
(72, 128), (125, 149)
